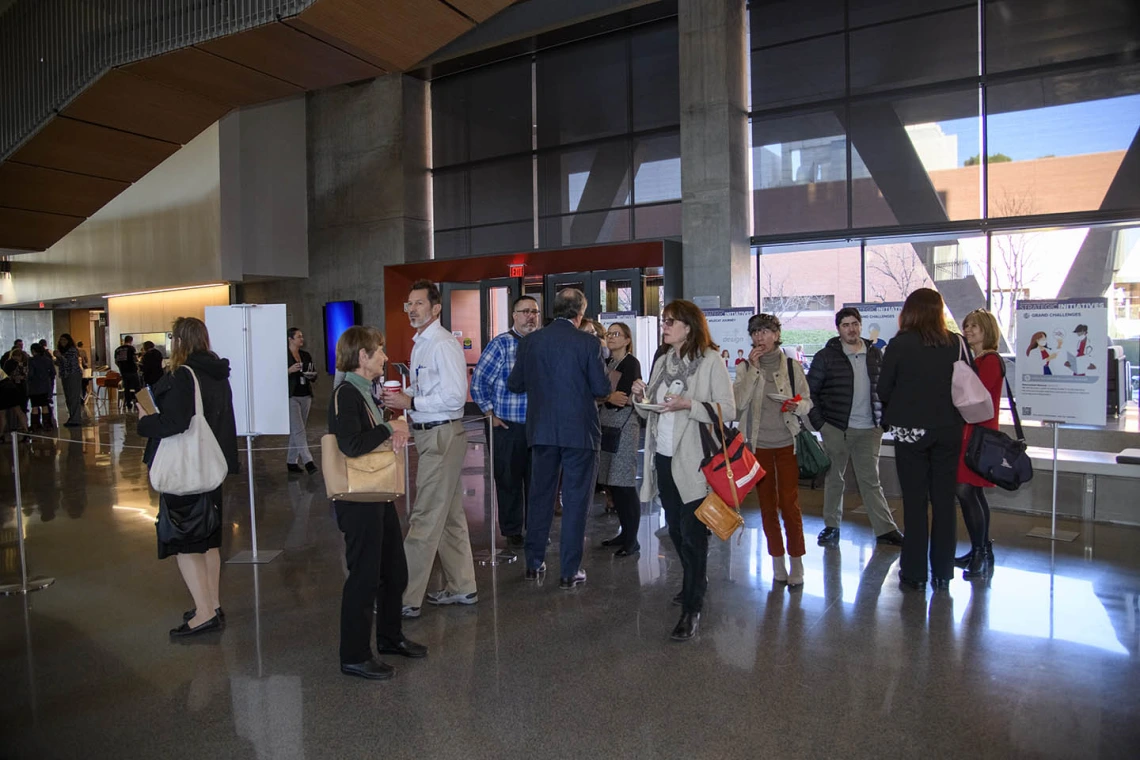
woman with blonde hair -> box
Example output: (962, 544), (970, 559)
(955, 308), (1004, 579)
(632, 300), (735, 641)
(138, 317), (239, 636)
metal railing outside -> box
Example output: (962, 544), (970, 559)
(0, 0), (315, 160)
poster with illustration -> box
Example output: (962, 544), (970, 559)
(1014, 298), (1107, 426)
(703, 308), (754, 380)
(843, 302), (904, 350)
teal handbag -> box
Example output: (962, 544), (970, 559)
(787, 358), (830, 480)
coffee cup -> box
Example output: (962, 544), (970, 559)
(383, 381), (402, 393)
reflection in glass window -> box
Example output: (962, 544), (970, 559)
(753, 111), (849, 234)
(757, 244), (861, 359)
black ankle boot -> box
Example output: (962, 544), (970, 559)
(954, 549), (973, 568)
(963, 546), (990, 579)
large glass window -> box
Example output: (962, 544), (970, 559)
(432, 19), (680, 257)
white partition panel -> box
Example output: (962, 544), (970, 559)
(206, 304), (289, 436)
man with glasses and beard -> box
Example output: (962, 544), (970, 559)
(471, 295), (543, 549)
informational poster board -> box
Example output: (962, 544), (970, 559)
(844, 302), (904, 350)
(205, 304), (290, 436)
(1014, 298), (1108, 426)
(704, 308), (754, 380)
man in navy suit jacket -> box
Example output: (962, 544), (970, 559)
(509, 287), (611, 588)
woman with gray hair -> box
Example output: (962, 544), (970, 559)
(734, 313), (813, 588)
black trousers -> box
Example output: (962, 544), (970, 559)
(894, 424), (962, 581)
(611, 486), (641, 550)
(491, 420), (530, 537)
(656, 454), (708, 615)
(334, 500), (408, 664)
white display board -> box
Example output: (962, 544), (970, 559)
(1014, 298), (1108, 426)
(844, 301), (904, 350)
(704, 308), (754, 380)
(205, 304), (289, 436)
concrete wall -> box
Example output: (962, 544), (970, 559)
(240, 74), (432, 409)
(0, 309), (53, 355)
(1, 126), (224, 306)
(219, 96), (309, 281)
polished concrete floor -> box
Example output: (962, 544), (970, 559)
(1, 411), (1139, 759)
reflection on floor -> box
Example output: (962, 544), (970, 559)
(1, 416), (1139, 759)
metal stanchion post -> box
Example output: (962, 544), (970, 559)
(227, 435), (282, 564)
(1, 432), (55, 595)
(475, 416), (516, 566)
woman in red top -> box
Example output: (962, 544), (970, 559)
(955, 309), (1004, 579)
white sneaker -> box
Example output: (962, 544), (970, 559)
(401, 605), (421, 618)
(425, 590), (478, 606)
(788, 556), (804, 587)
(772, 556), (788, 583)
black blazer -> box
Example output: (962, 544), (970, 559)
(288, 349), (315, 397)
(508, 319), (611, 450)
(878, 331), (962, 430)
(138, 351), (240, 474)
(328, 382), (393, 457)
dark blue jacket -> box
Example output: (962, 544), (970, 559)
(807, 336), (883, 430)
(508, 319), (611, 450)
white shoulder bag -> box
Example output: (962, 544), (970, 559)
(951, 336), (994, 424)
(149, 366), (229, 495)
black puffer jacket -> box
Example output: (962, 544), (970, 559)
(806, 337), (882, 431)
(138, 351), (240, 475)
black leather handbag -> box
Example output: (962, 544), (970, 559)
(964, 369), (1033, 491)
(157, 491), (221, 544)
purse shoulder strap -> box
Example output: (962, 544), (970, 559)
(182, 366), (205, 418)
(1000, 358), (1025, 442)
(333, 382), (379, 429)
(712, 402), (741, 509)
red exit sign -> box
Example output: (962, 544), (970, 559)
(509, 264), (525, 278)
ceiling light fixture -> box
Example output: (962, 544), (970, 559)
(105, 283), (229, 299)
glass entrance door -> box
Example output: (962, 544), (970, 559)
(480, 277), (521, 345)
(544, 268), (645, 318)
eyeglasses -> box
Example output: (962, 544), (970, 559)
(605, 331), (623, 338)
(513, 309), (540, 316)
(662, 318), (679, 327)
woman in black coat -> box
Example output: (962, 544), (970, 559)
(878, 289), (963, 591)
(138, 317), (239, 636)
(329, 326), (423, 681)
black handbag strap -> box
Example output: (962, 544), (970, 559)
(786, 357), (807, 431)
(1000, 358), (1025, 442)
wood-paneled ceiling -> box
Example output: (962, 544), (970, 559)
(0, 0), (513, 252)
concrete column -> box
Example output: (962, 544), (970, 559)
(678, 0), (753, 308)
(240, 74), (431, 408)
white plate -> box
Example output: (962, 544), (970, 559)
(634, 401), (668, 413)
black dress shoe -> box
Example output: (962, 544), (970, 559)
(817, 526), (841, 545)
(876, 529), (904, 546)
(506, 534), (524, 548)
(670, 612), (700, 641)
(287, 463), (303, 473)
(931, 576), (952, 590)
(559, 569), (587, 589)
(671, 591), (683, 606)
(169, 615), (222, 637)
(954, 549), (974, 568)
(614, 543), (640, 557)
(305, 461), (318, 475)
(183, 606), (225, 624)
(341, 659), (395, 680)
(600, 535), (625, 547)
(897, 572), (927, 591)
(525, 562), (546, 580)
(376, 637), (428, 659)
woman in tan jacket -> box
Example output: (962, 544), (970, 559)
(734, 313), (813, 588)
(632, 300), (735, 642)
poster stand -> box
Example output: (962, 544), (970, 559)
(1026, 422), (1079, 542)
(218, 304), (283, 565)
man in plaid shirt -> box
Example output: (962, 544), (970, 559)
(471, 295), (542, 547)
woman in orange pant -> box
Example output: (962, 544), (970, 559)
(734, 314), (813, 587)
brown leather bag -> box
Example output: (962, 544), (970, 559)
(321, 385), (405, 502)
(695, 402), (745, 541)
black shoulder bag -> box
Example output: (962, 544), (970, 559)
(964, 358), (1034, 491)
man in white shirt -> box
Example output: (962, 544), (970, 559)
(383, 279), (477, 618)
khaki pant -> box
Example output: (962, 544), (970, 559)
(403, 421), (476, 607)
(819, 423), (898, 537)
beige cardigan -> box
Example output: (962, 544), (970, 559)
(636, 347), (737, 505)
(733, 351), (813, 451)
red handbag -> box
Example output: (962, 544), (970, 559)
(699, 402), (764, 507)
